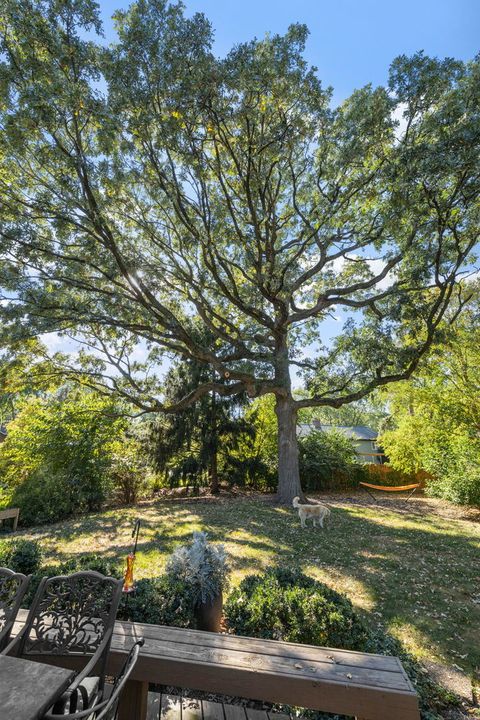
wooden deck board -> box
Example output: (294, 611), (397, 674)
(12, 611), (419, 720)
(223, 704), (247, 720)
(109, 629), (412, 691)
(147, 690), (161, 720)
(182, 696), (203, 720)
(161, 693), (182, 720)
(244, 707), (269, 720)
(114, 620), (402, 673)
(201, 699), (226, 720)
(151, 694), (288, 720)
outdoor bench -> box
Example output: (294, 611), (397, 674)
(13, 610), (420, 720)
(0, 507), (19, 531)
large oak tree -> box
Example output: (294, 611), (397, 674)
(1, 0), (479, 501)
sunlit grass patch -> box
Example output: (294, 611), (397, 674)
(12, 493), (480, 678)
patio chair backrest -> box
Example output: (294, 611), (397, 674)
(19, 571), (122, 664)
(0, 567), (30, 651)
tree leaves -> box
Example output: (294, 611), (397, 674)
(0, 0), (479, 433)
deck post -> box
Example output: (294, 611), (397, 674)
(118, 679), (149, 720)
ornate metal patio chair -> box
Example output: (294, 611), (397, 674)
(5, 570), (123, 715)
(0, 567), (30, 651)
(43, 638), (144, 719)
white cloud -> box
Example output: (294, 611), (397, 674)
(367, 258), (397, 291)
(326, 254), (396, 292)
(41, 332), (80, 354)
(392, 102), (409, 143)
(462, 268), (480, 284)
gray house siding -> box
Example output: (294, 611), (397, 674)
(297, 423), (386, 464)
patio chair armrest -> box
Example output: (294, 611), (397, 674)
(66, 628), (114, 694)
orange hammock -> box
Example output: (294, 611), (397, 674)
(359, 481), (420, 502)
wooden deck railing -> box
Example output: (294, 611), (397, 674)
(13, 610), (420, 720)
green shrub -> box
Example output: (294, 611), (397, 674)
(59, 553), (121, 577)
(229, 395), (278, 491)
(117, 575), (196, 628)
(299, 430), (359, 491)
(23, 563), (68, 607)
(21, 553), (121, 607)
(10, 467), (79, 526)
(20, 549), (197, 628)
(0, 390), (129, 525)
(224, 455), (277, 492)
(225, 569), (458, 720)
(0, 538), (42, 575)
(225, 568), (369, 649)
(428, 467), (480, 506)
(110, 437), (152, 505)
(423, 440), (480, 507)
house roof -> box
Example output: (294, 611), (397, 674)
(298, 422), (378, 441)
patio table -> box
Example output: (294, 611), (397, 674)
(0, 654), (76, 720)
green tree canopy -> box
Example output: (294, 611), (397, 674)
(380, 289), (480, 505)
(0, 339), (61, 424)
(1, 0), (479, 500)
(0, 386), (127, 523)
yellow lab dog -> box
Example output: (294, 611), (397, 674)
(292, 496), (331, 529)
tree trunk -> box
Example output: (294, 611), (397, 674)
(210, 447), (219, 494)
(209, 387), (219, 494)
(275, 394), (304, 504)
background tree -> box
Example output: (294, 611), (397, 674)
(1, 0), (479, 501)
(296, 392), (388, 432)
(0, 339), (59, 425)
(145, 349), (251, 493)
(229, 395), (279, 490)
(380, 289), (480, 505)
(0, 386), (127, 524)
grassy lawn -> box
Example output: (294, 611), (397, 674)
(15, 493), (480, 682)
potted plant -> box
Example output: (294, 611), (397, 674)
(166, 531), (228, 632)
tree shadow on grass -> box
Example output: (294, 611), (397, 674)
(16, 495), (480, 674)
(138, 497), (479, 674)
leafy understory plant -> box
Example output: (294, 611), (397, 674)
(166, 532), (229, 606)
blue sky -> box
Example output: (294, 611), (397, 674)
(98, 0), (479, 104)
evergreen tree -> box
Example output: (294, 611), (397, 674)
(147, 353), (251, 493)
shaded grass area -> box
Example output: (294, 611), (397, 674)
(13, 493), (480, 679)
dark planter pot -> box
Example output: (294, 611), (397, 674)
(194, 591), (223, 632)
